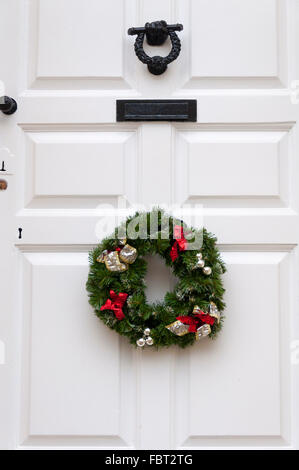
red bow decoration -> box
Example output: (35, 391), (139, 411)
(170, 225), (188, 261)
(177, 311), (215, 333)
(100, 290), (128, 321)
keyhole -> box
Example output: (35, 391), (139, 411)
(0, 161), (5, 172)
(18, 228), (22, 239)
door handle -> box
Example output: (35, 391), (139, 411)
(128, 20), (183, 75)
(0, 96), (17, 115)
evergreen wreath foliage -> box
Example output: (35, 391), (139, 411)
(86, 209), (226, 349)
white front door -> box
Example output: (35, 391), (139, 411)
(1, 0), (299, 450)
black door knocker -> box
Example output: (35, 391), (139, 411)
(128, 20), (183, 75)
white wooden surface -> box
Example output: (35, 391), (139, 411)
(0, 0), (299, 450)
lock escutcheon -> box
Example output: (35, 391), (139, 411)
(0, 179), (8, 190)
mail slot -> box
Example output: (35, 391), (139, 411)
(116, 99), (197, 122)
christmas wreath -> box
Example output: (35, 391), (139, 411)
(86, 209), (226, 349)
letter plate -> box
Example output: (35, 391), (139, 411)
(116, 99), (197, 122)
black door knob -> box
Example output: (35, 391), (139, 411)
(0, 96), (17, 115)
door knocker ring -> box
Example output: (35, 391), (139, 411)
(128, 20), (183, 75)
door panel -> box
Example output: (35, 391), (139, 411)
(37, 0), (123, 79)
(191, 0), (281, 81)
(24, 130), (137, 205)
(19, 251), (136, 447)
(176, 250), (291, 448)
(26, 0), (136, 90)
(174, 128), (289, 204)
(1, 0), (299, 450)
(180, 0), (287, 88)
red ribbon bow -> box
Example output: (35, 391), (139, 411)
(100, 289), (128, 321)
(170, 225), (188, 261)
(177, 311), (215, 333)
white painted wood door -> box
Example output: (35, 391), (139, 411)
(1, 0), (299, 450)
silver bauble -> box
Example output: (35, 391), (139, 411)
(197, 259), (205, 268)
(203, 266), (212, 275)
(196, 252), (203, 260)
(145, 337), (154, 346)
(144, 328), (151, 336)
(136, 338), (145, 347)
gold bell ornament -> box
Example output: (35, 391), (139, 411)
(119, 244), (137, 264)
(96, 241), (137, 273)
